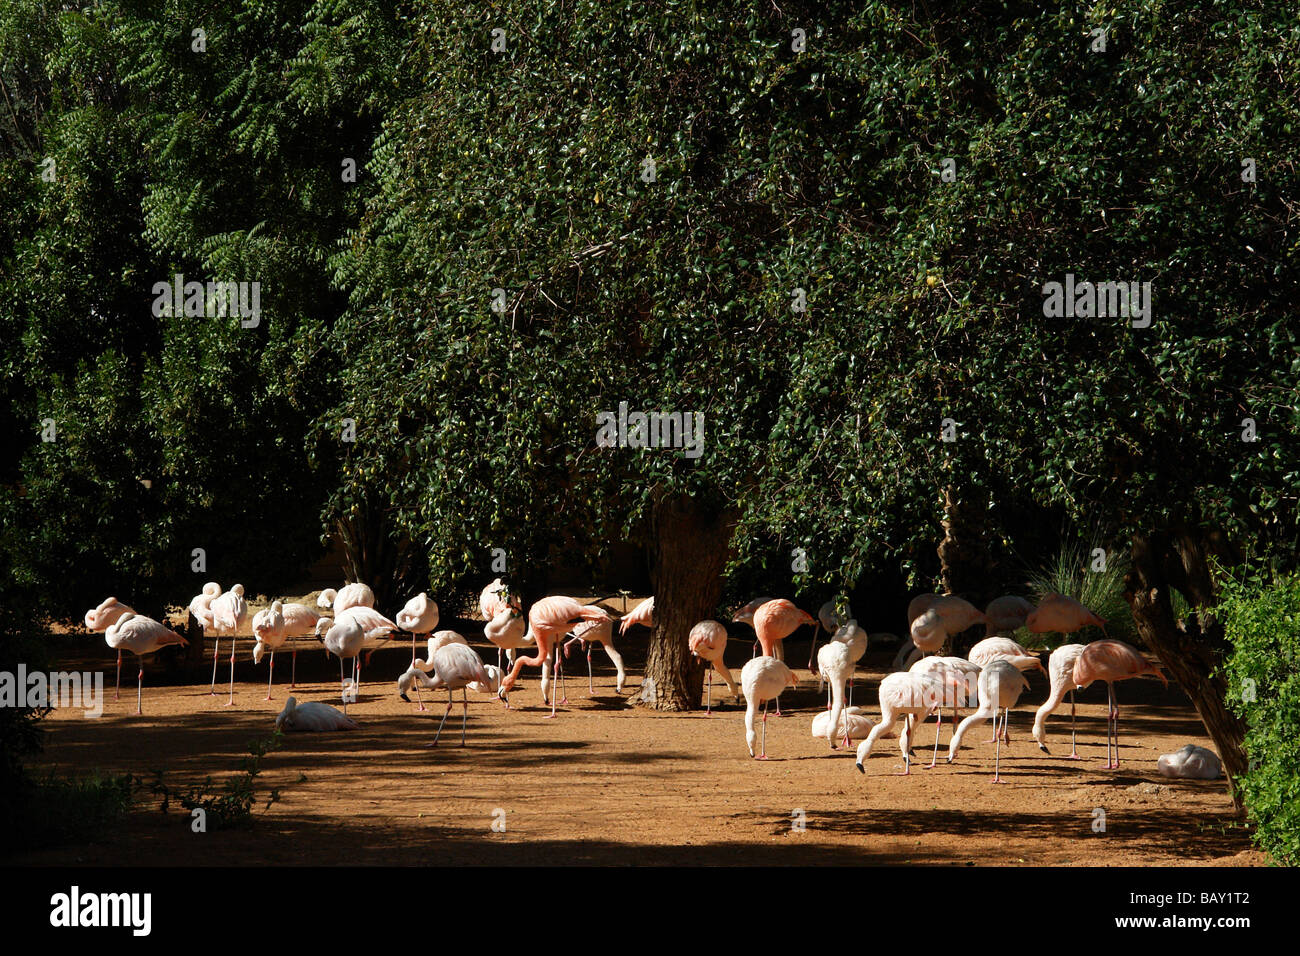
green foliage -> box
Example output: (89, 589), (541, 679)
(1220, 569), (1300, 866)
(1, 771), (138, 856)
(149, 731), (284, 830)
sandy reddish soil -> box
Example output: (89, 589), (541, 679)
(13, 625), (1261, 866)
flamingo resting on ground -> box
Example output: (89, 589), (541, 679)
(1157, 744), (1221, 779)
(1071, 639), (1166, 769)
(104, 613), (188, 714)
(689, 620), (738, 715)
(498, 597), (611, 718)
(811, 707), (875, 743)
(276, 696), (357, 732)
(208, 583), (247, 704)
(1031, 643), (1087, 757)
(741, 656), (798, 759)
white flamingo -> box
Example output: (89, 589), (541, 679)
(855, 670), (948, 775)
(396, 592), (440, 664)
(909, 655), (982, 767)
(276, 696), (357, 732)
(740, 656), (798, 759)
(208, 583), (247, 704)
(1031, 643), (1087, 757)
(104, 613), (188, 714)
(251, 600), (322, 698)
(187, 583), (222, 630)
(422, 643), (490, 747)
(947, 657), (1043, 781)
(563, 615), (627, 694)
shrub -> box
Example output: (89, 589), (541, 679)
(1219, 569), (1300, 866)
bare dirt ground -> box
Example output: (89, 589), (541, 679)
(14, 617), (1260, 866)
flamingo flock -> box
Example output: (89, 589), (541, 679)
(79, 582), (1182, 782)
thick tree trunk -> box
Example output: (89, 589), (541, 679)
(639, 492), (735, 711)
(937, 485), (993, 605)
(336, 503), (421, 610)
(1125, 528), (1248, 811)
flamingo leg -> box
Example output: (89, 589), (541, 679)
(226, 637), (236, 706)
(115, 650), (122, 702)
(339, 658), (347, 713)
(705, 667), (712, 717)
(993, 710), (1006, 783)
(758, 699), (769, 759)
(461, 687), (469, 746)
(135, 665), (143, 716)
(927, 710), (943, 769)
(429, 689), (454, 747)
(266, 652), (274, 701)
(1068, 689), (1080, 758)
(290, 649), (297, 689)
(587, 646), (594, 695)
(210, 636), (220, 694)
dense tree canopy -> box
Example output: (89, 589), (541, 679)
(1, 3), (1297, 786)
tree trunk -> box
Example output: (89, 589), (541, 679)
(639, 492), (736, 711)
(1125, 527), (1248, 811)
(937, 484), (993, 605)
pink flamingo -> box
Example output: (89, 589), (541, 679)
(1072, 640), (1166, 768)
(619, 597), (654, 635)
(1026, 593), (1108, 637)
(983, 595), (1037, 635)
(104, 613), (188, 714)
(732, 596), (775, 657)
(251, 600), (321, 698)
(84, 596), (135, 633)
(741, 656), (798, 758)
(208, 583), (247, 704)
(1032, 643), (1087, 757)
(689, 620), (737, 715)
(752, 599), (815, 715)
(498, 597), (610, 717)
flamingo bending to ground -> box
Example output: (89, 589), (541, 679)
(817, 635), (864, 750)
(251, 600), (322, 698)
(1072, 639), (1166, 768)
(396, 592), (440, 663)
(741, 656), (798, 759)
(316, 608), (396, 711)
(422, 643), (490, 747)
(967, 636), (1034, 667)
(689, 620), (737, 715)
(855, 670), (948, 775)
(1026, 593), (1107, 637)
(909, 655), (982, 767)
(276, 696), (357, 732)
(187, 583), (222, 630)
(484, 605), (531, 680)
(208, 583), (247, 704)
(826, 620), (868, 708)
(984, 595), (1037, 635)
(947, 658), (1042, 782)
(498, 597), (610, 717)
(1031, 643), (1087, 757)
(104, 613), (188, 714)
(619, 597), (654, 635)
(85, 597), (135, 633)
